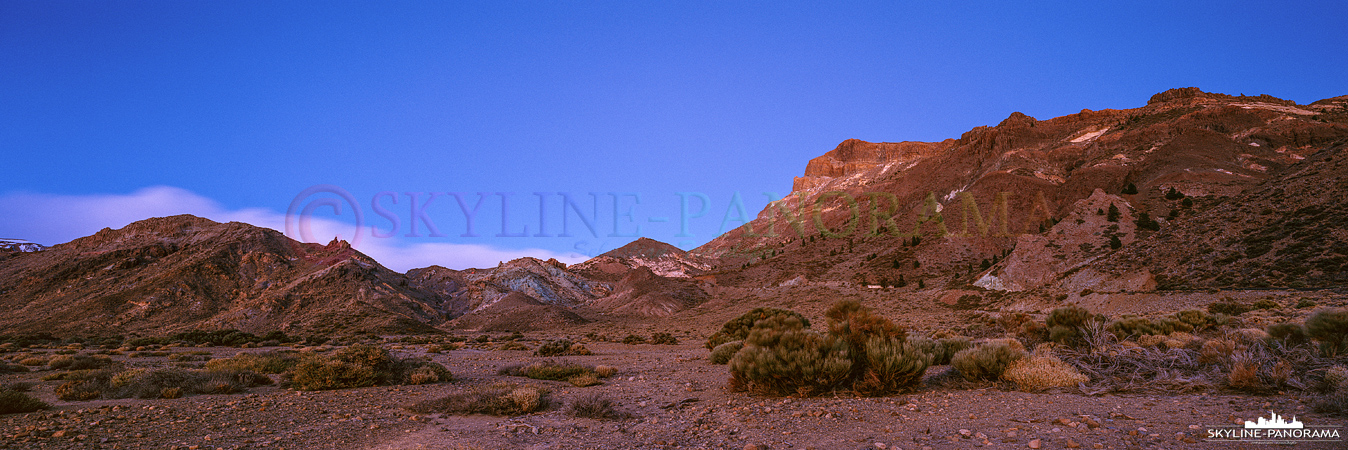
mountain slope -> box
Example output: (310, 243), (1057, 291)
(0, 215), (449, 336)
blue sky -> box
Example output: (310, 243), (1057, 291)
(2, 1), (1345, 270)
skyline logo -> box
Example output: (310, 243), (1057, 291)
(1207, 411), (1341, 444)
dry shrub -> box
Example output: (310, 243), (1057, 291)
(407, 383), (549, 416)
(426, 344), (444, 354)
(951, 339), (1028, 381)
(1235, 328), (1271, 344)
(1325, 366), (1348, 390)
(1228, 354), (1261, 391)
(567, 373), (601, 387)
(621, 335), (646, 345)
(709, 340), (743, 365)
(567, 392), (630, 420)
(593, 365), (617, 378)
(408, 366), (444, 385)
(1004, 352), (1089, 392)
(1138, 335), (1166, 348)
(18, 357), (46, 366)
(1200, 339), (1237, 365)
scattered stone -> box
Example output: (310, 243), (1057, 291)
(1028, 439), (1042, 449)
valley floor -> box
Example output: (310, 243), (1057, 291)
(4, 342), (1345, 450)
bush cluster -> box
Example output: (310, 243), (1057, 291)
(650, 333), (678, 345)
(705, 308), (811, 350)
(125, 330), (298, 348)
(534, 340), (591, 357)
(285, 345), (452, 391)
(727, 301), (934, 397)
(54, 367), (272, 401)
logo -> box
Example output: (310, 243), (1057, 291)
(1206, 411), (1342, 444)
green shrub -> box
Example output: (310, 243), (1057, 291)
(650, 333), (678, 345)
(1209, 301), (1253, 316)
(728, 314), (851, 396)
(1045, 306), (1101, 346)
(935, 337), (972, 365)
(1307, 309), (1348, 357)
(854, 335), (935, 395)
(497, 342), (530, 351)
(709, 340), (743, 365)
(1267, 323), (1310, 347)
(705, 307), (811, 350)
(407, 383), (549, 416)
(1297, 299), (1318, 309)
(288, 359), (378, 391)
(951, 339), (1028, 381)
(0, 389), (48, 414)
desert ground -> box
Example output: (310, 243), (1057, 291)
(4, 287), (1348, 450)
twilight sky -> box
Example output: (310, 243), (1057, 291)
(2, 1), (1345, 271)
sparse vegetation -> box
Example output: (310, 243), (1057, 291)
(567, 392), (630, 420)
(54, 367), (272, 401)
(621, 335), (646, 345)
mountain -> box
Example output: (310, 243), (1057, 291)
(694, 88), (1348, 296)
(0, 215), (450, 336)
(570, 237), (712, 281)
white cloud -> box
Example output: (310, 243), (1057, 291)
(0, 186), (586, 272)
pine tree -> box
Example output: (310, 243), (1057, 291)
(1109, 235), (1122, 250)
(1106, 204), (1121, 222)
(1122, 182), (1138, 195)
